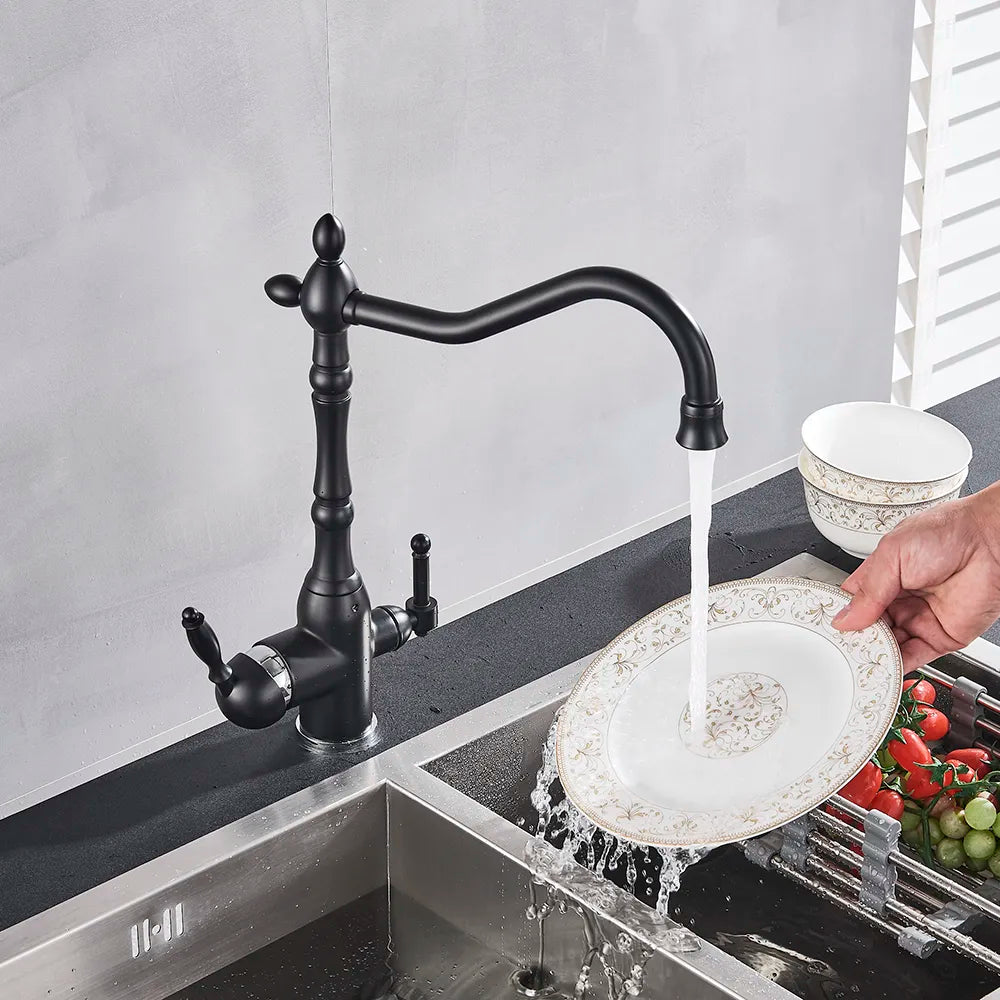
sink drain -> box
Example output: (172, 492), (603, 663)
(510, 966), (560, 997)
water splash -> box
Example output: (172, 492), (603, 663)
(531, 714), (709, 920)
(656, 845), (711, 916)
(687, 449), (716, 736)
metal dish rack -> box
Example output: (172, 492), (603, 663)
(744, 648), (1000, 974)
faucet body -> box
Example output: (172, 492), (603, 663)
(183, 214), (726, 750)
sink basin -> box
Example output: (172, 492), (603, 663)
(3, 555), (1000, 1000)
(425, 690), (1000, 1000)
(0, 660), (773, 1000)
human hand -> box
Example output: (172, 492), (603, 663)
(831, 483), (1000, 671)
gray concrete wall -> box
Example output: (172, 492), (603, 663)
(0, 0), (914, 814)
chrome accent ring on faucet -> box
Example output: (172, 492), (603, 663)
(245, 645), (293, 707)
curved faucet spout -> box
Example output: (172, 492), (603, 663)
(342, 265), (727, 450)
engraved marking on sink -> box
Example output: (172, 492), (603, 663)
(130, 904), (184, 958)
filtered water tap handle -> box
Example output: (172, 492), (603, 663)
(406, 534), (438, 637)
(264, 274), (303, 308)
(411, 534), (431, 606)
(181, 607), (234, 694)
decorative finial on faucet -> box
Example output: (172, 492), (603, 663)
(313, 213), (346, 263)
(263, 214), (348, 310)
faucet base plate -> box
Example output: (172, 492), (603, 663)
(296, 713), (379, 755)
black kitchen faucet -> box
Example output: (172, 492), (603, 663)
(181, 213), (727, 751)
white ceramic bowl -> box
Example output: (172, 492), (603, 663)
(801, 474), (963, 559)
(801, 401), (971, 504)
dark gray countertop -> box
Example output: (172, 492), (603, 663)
(1, 378), (997, 934)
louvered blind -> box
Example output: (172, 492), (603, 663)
(892, 0), (1000, 407)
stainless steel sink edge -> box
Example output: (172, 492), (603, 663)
(0, 776), (389, 999)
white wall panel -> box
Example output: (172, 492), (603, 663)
(0, 0), (915, 815)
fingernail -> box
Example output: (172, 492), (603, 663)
(832, 606), (850, 626)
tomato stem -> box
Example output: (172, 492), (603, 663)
(919, 805), (935, 866)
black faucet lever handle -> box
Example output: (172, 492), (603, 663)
(405, 534), (439, 637)
(264, 274), (303, 308)
(181, 607), (234, 694)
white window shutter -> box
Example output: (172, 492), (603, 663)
(893, 0), (1000, 408)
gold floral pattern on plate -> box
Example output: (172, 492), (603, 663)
(555, 578), (902, 848)
(679, 672), (787, 760)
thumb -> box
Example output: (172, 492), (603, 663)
(832, 543), (902, 632)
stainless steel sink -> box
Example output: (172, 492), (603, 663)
(3, 554), (1000, 1000)
(0, 655), (777, 1000)
(424, 688), (1000, 1000)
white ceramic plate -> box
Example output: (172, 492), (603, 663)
(555, 578), (902, 848)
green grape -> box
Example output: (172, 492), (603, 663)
(939, 808), (970, 840)
(965, 797), (997, 831)
(936, 838), (967, 869)
(964, 829), (998, 860)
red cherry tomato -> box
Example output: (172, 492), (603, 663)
(918, 708), (950, 742)
(824, 803), (853, 824)
(870, 789), (905, 820)
(888, 729), (933, 772)
(905, 761), (975, 800)
(903, 679), (937, 704)
(904, 769), (939, 801)
(942, 765), (976, 797)
(838, 761), (883, 809)
(945, 748), (993, 779)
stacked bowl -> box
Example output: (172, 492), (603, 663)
(799, 402), (972, 559)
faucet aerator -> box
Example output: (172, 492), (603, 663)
(676, 398), (728, 451)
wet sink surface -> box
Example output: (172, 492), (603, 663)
(167, 888), (514, 1000)
(167, 890), (391, 999)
